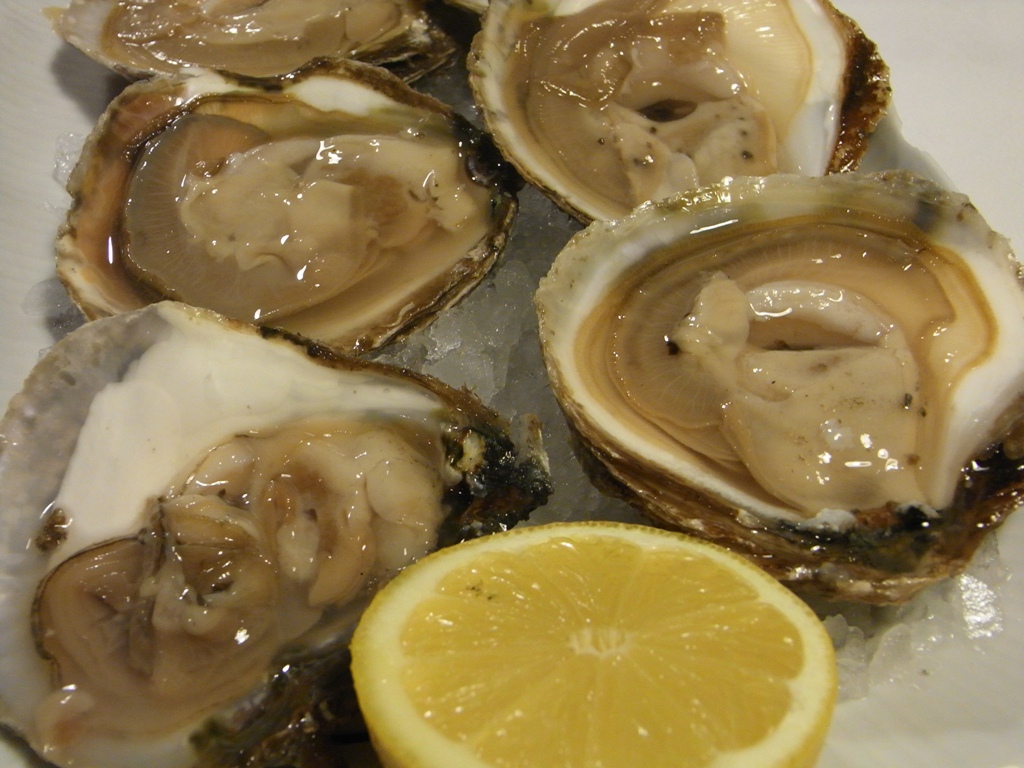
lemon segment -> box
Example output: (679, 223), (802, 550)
(351, 522), (837, 768)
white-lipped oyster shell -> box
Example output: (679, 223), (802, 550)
(56, 59), (520, 354)
(47, 0), (456, 81)
(470, 0), (890, 222)
(0, 301), (550, 768)
(535, 172), (1024, 603)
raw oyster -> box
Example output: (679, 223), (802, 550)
(536, 172), (1024, 603)
(471, 0), (890, 221)
(48, 0), (455, 81)
(0, 301), (550, 768)
(56, 59), (519, 354)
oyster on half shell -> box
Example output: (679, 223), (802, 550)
(57, 59), (519, 354)
(471, 0), (890, 221)
(48, 0), (455, 81)
(536, 172), (1024, 603)
(0, 302), (550, 768)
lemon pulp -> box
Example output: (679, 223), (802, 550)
(351, 522), (837, 768)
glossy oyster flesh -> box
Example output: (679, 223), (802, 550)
(471, 0), (890, 221)
(48, 0), (455, 81)
(57, 59), (519, 354)
(536, 172), (1024, 603)
(0, 301), (550, 768)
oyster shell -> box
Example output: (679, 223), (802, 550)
(536, 172), (1024, 603)
(0, 301), (550, 768)
(470, 0), (890, 221)
(48, 0), (455, 81)
(56, 59), (519, 354)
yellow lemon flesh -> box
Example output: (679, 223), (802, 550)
(350, 522), (837, 768)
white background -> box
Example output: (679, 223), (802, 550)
(0, 1), (1022, 766)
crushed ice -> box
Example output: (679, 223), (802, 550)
(52, 132), (86, 188)
(820, 535), (1007, 701)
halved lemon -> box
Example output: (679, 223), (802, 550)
(350, 521), (837, 768)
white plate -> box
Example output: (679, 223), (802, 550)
(1, 1), (1022, 766)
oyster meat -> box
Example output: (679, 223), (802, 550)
(0, 301), (550, 768)
(536, 172), (1024, 603)
(471, 0), (890, 221)
(57, 59), (519, 354)
(48, 0), (455, 81)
